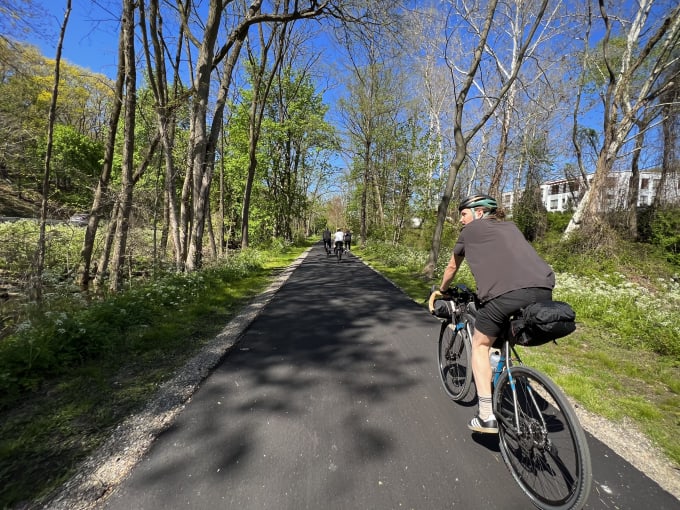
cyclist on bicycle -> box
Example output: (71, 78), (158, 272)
(333, 228), (345, 255)
(322, 227), (332, 253)
(435, 194), (555, 433)
(344, 230), (352, 251)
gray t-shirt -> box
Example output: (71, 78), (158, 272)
(453, 219), (555, 302)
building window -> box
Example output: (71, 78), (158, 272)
(550, 199), (558, 210)
(551, 184), (559, 194)
(641, 178), (649, 190)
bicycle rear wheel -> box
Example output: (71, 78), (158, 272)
(494, 366), (592, 510)
(437, 321), (474, 401)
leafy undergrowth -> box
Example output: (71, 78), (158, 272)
(0, 245), (308, 509)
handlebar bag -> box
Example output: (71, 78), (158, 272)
(432, 299), (455, 319)
(513, 300), (576, 346)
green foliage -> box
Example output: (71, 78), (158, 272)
(0, 40), (113, 197)
(361, 239), (427, 272)
(647, 208), (680, 266)
(0, 250), (268, 404)
(512, 187), (547, 241)
(546, 211), (573, 234)
(0, 220), (86, 277)
(224, 65), (337, 243)
(44, 124), (104, 209)
(0, 246), (305, 508)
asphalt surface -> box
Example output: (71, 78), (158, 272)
(100, 243), (678, 510)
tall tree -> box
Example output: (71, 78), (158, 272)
(139, 0), (186, 270)
(653, 52), (680, 209)
(31, 0), (71, 301)
(180, 0), (334, 270)
(107, 0), (137, 292)
(78, 29), (125, 290)
(240, 15), (285, 249)
(422, 0), (550, 278)
(565, 0), (680, 236)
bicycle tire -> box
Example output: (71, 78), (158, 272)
(494, 365), (592, 510)
(337, 248), (342, 262)
(437, 320), (475, 401)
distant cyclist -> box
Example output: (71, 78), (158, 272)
(435, 194), (555, 433)
(322, 227), (332, 254)
(344, 230), (352, 251)
(333, 228), (344, 255)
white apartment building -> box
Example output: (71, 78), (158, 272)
(500, 170), (680, 213)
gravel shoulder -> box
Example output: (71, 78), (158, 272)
(39, 250), (680, 508)
(573, 402), (680, 500)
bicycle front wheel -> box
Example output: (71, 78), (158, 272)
(437, 321), (474, 402)
(494, 366), (592, 510)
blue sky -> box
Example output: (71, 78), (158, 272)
(35, 0), (123, 79)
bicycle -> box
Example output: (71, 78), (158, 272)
(429, 285), (592, 510)
(333, 241), (344, 262)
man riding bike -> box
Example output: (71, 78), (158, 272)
(333, 228), (345, 255)
(434, 194), (555, 433)
(322, 227), (332, 254)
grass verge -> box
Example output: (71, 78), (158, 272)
(0, 244), (309, 509)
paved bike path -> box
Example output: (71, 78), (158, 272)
(100, 243), (677, 510)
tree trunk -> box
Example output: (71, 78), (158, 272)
(94, 202), (119, 288)
(625, 125), (645, 239)
(77, 27), (125, 290)
(182, 2), (223, 270)
(360, 138), (371, 248)
(653, 75), (679, 209)
(241, 116), (259, 249)
(565, 1), (680, 237)
(489, 84), (515, 197)
(240, 21), (285, 249)
(32, 0), (71, 301)
(109, 0), (137, 293)
(140, 0), (185, 271)
(422, 130), (466, 278)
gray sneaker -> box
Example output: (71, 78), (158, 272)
(468, 415), (498, 434)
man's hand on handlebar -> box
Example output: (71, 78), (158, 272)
(428, 286), (452, 314)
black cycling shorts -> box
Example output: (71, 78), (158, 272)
(475, 287), (553, 337)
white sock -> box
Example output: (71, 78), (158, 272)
(478, 395), (493, 419)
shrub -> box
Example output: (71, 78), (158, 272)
(546, 211), (573, 234)
(0, 250), (267, 404)
(649, 208), (680, 266)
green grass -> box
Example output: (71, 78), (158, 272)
(354, 240), (680, 469)
(0, 243), (309, 509)
(521, 332), (680, 466)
